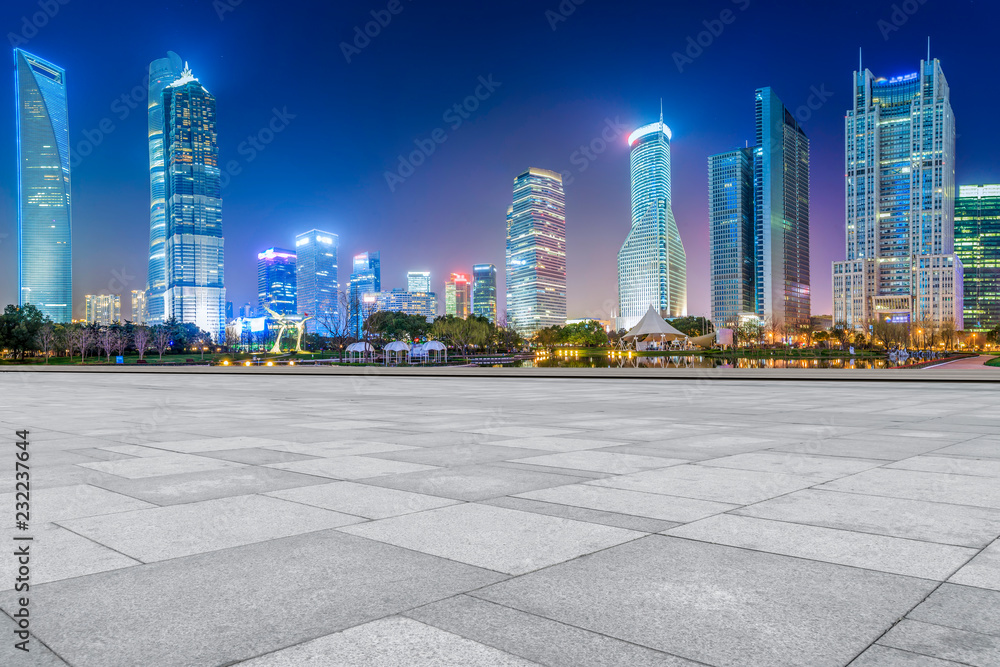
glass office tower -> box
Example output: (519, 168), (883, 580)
(15, 49), (71, 322)
(145, 52), (184, 326)
(755, 88), (810, 330)
(617, 112), (686, 330)
(349, 251), (381, 337)
(708, 148), (755, 328)
(955, 184), (1000, 332)
(295, 230), (338, 334)
(833, 58), (962, 331)
(472, 263), (497, 322)
(407, 271), (431, 293)
(506, 168), (566, 336)
(445, 273), (471, 318)
(257, 248), (297, 316)
(162, 65), (226, 341)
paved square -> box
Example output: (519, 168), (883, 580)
(0, 371), (998, 666)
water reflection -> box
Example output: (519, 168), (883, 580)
(522, 354), (928, 369)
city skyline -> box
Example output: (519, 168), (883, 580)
(1, 3), (999, 324)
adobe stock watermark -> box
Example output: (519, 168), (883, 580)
(673, 0), (751, 73)
(877, 0), (929, 41)
(545, 0), (585, 31)
(219, 107), (296, 189)
(559, 117), (628, 187)
(791, 84), (833, 124)
(70, 71), (151, 168)
(213, 0), (243, 21)
(384, 74), (502, 192)
(7, 0), (70, 48)
(341, 0), (414, 64)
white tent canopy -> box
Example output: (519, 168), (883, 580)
(622, 306), (687, 341)
(410, 340), (447, 364)
(346, 342), (375, 352)
(383, 341), (410, 365)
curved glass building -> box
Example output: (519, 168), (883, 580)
(15, 49), (71, 322)
(617, 113), (686, 330)
(145, 52), (184, 326)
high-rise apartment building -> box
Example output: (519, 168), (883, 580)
(162, 64), (226, 341)
(15, 50), (71, 322)
(506, 168), (566, 335)
(708, 148), (755, 328)
(373, 289), (437, 319)
(407, 271), (431, 293)
(131, 289), (147, 324)
(295, 230), (338, 334)
(708, 88), (810, 331)
(85, 294), (121, 326)
(618, 112), (686, 330)
(445, 273), (471, 318)
(955, 184), (1000, 332)
(144, 52), (184, 326)
(472, 263), (498, 322)
(349, 251), (381, 337)
(833, 58), (962, 331)
(754, 88), (810, 329)
(257, 248), (297, 316)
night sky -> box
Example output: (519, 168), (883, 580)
(1, 0), (998, 322)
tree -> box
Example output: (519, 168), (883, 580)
(533, 325), (561, 349)
(670, 316), (713, 338)
(36, 322), (56, 363)
(317, 291), (355, 359)
(152, 325), (171, 361)
(132, 325), (151, 361)
(224, 323), (241, 353)
(97, 326), (115, 362)
(987, 325), (1000, 345)
(70, 326), (93, 363)
(559, 320), (608, 347)
(494, 312), (523, 352)
(0, 304), (48, 360)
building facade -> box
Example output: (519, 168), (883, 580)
(617, 113), (686, 330)
(472, 263), (497, 322)
(506, 168), (567, 335)
(445, 273), (471, 318)
(295, 230), (338, 334)
(349, 251), (381, 337)
(955, 184), (1000, 332)
(257, 248), (297, 316)
(832, 59), (962, 332)
(162, 65), (226, 341)
(708, 148), (755, 328)
(373, 289), (437, 319)
(15, 50), (71, 322)
(85, 294), (121, 326)
(407, 271), (431, 293)
(131, 289), (147, 324)
(754, 87), (811, 329)
(144, 52), (184, 326)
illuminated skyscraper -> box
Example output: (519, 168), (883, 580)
(131, 289), (147, 324)
(472, 263), (497, 322)
(445, 273), (471, 318)
(506, 168), (566, 335)
(708, 148), (755, 328)
(617, 111), (686, 330)
(15, 49), (71, 322)
(85, 294), (121, 326)
(955, 184), (1000, 332)
(144, 51), (184, 326)
(162, 64), (226, 341)
(754, 87), (810, 329)
(257, 248), (297, 316)
(407, 271), (431, 293)
(349, 251), (380, 337)
(833, 58), (962, 331)
(295, 230), (338, 334)
(373, 289), (436, 318)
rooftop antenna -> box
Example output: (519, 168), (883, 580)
(926, 36), (930, 63)
(858, 47), (862, 73)
(659, 98), (663, 124)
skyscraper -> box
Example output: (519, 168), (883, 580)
(257, 248), (297, 316)
(295, 230), (338, 334)
(708, 148), (755, 328)
(131, 289), (147, 324)
(15, 50), (71, 322)
(445, 273), (470, 318)
(754, 88), (810, 329)
(373, 289), (437, 319)
(955, 184), (1000, 332)
(349, 251), (380, 337)
(85, 294), (121, 325)
(472, 263), (497, 322)
(506, 168), (566, 336)
(162, 64), (226, 341)
(833, 58), (962, 331)
(144, 51), (184, 326)
(407, 271), (431, 293)
(617, 111), (686, 330)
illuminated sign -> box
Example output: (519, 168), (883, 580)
(249, 317), (267, 332)
(628, 121), (672, 146)
(296, 237), (310, 246)
(885, 72), (918, 85)
(257, 248), (296, 261)
(316, 235), (333, 244)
